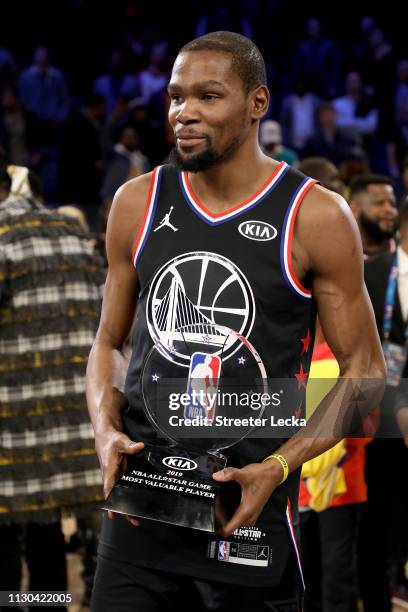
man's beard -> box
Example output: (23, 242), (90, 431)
(169, 135), (242, 173)
(360, 211), (396, 243)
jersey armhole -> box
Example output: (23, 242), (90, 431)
(280, 177), (317, 300)
(131, 166), (162, 268)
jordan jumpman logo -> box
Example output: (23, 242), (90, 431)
(154, 206), (178, 232)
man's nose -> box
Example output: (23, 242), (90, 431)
(176, 99), (200, 124)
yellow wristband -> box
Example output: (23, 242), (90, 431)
(262, 453), (289, 484)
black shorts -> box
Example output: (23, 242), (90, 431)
(91, 554), (301, 612)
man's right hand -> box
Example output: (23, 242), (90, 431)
(95, 426), (144, 527)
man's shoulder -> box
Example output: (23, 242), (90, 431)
(113, 170), (156, 209)
(294, 183), (361, 272)
(107, 170), (158, 254)
(300, 183), (349, 225)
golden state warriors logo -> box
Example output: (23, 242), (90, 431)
(146, 251), (255, 367)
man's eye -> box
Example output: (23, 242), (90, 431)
(170, 94), (181, 102)
(202, 94), (219, 101)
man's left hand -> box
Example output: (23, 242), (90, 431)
(212, 461), (283, 537)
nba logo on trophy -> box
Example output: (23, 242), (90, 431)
(184, 352), (222, 423)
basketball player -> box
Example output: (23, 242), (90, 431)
(87, 32), (385, 611)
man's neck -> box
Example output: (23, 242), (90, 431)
(187, 141), (278, 214)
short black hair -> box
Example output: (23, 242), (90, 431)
(298, 157), (335, 182)
(349, 174), (392, 199)
(179, 31), (267, 94)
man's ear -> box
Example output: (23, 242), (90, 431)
(250, 85), (269, 122)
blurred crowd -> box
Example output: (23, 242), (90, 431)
(0, 2), (407, 611)
(0, 5), (408, 231)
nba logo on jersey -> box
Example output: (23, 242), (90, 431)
(218, 541), (230, 561)
(184, 352), (221, 423)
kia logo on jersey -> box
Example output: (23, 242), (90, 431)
(162, 457), (198, 471)
(238, 220), (277, 241)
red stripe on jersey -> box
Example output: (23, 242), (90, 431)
(286, 180), (317, 296)
(131, 167), (158, 265)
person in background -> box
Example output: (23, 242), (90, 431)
(18, 46), (70, 199)
(93, 50), (137, 117)
(292, 18), (341, 98)
(348, 174), (398, 255)
(361, 201), (408, 610)
(347, 16), (376, 77)
(0, 166), (105, 605)
(259, 120), (298, 166)
(333, 71), (378, 144)
(57, 205), (90, 233)
(19, 46), (70, 129)
(279, 80), (320, 151)
(56, 201), (103, 608)
(0, 89), (30, 166)
(338, 152), (371, 195)
(298, 157), (345, 195)
(138, 46), (169, 104)
(60, 92), (106, 227)
(303, 101), (357, 165)
(297, 157), (367, 612)
(366, 28), (395, 145)
(300, 342), (370, 612)
(100, 125), (149, 212)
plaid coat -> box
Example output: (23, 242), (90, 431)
(0, 196), (105, 524)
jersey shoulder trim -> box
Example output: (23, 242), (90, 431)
(280, 176), (317, 300)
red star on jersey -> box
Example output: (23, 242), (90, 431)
(300, 329), (311, 355)
(295, 364), (308, 389)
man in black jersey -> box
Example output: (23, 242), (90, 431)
(87, 32), (386, 611)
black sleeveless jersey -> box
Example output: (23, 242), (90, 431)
(98, 161), (318, 587)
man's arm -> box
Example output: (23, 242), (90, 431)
(86, 171), (153, 525)
(275, 185), (386, 462)
(214, 185), (386, 535)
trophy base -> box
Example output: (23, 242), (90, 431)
(102, 444), (227, 532)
